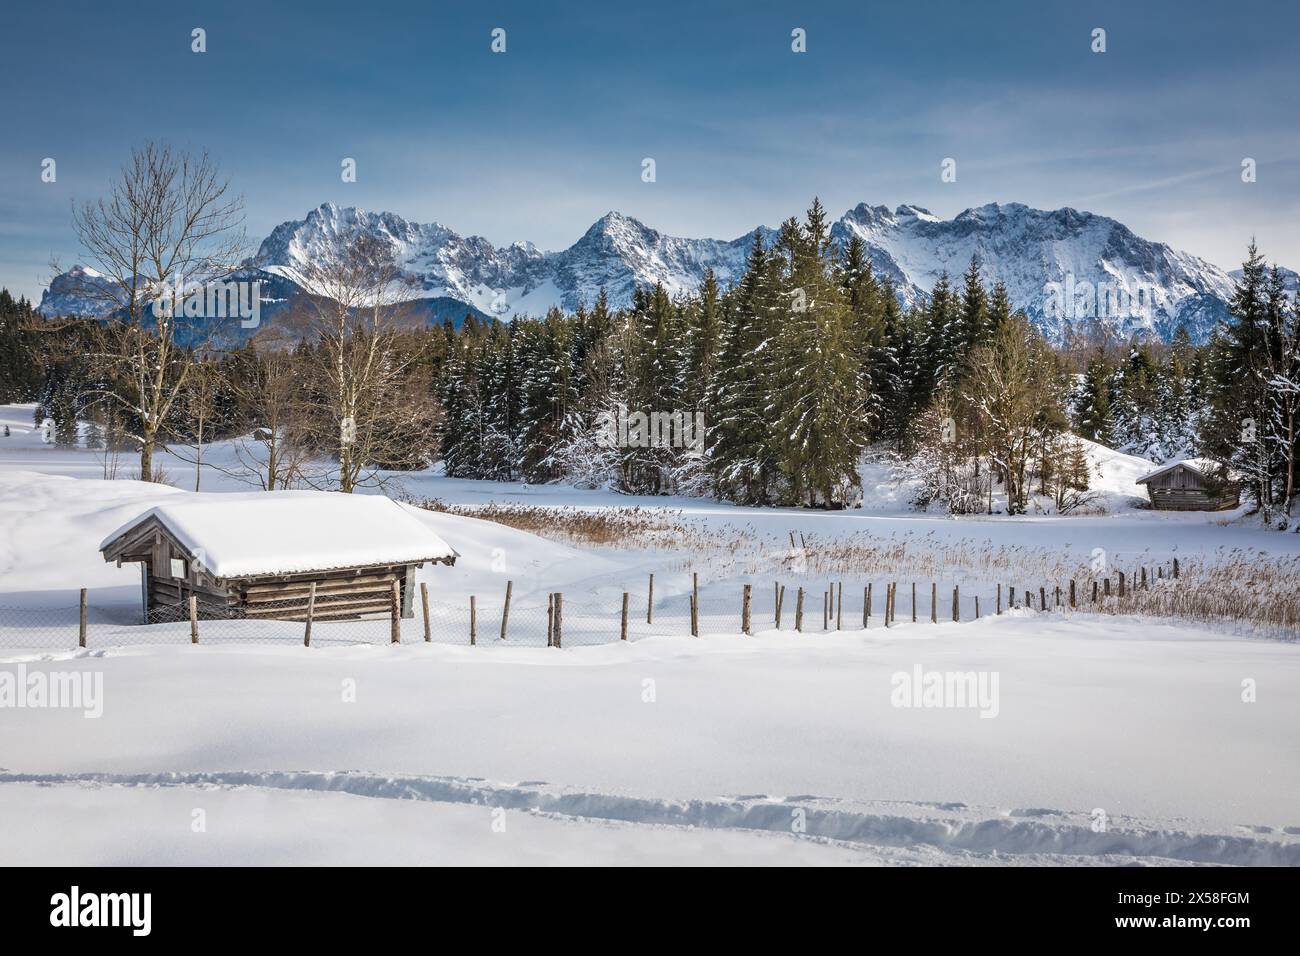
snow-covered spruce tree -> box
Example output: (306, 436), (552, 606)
(768, 199), (868, 508)
(515, 309), (579, 484)
(438, 328), (483, 478)
(678, 268), (722, 411)
(706, 233), (781, 504)
(0, 289), (39, 403)
(916, 271), (957, 400)
(986, 280), (1014, 337)
(619, 283), (688, 494)
(836, 234), (885, 434)
(1110, 339), (1160, 458)
(549, 291), (626, 491)
(1072, 350), (1114, 443)
(475, 321), (523, 481)
(1201, 241), (1287, 520)
(1152, 338), (1199, 463)
(956, 254), (992, 361)
(871, 280), (918, 451)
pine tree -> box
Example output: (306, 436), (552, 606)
(1113, 341), (1161, 456)
(1074, 351), (1114, 443)
(679, 269), (721, 409)
(957, 254), (991, 360)
(986, 281), (1013, 335)
(918, 272), (958, 397)
(1204, 240), (1275, 514)
(837, 234), (884, 432)
(0, 290), (39, 403)
(516, 309), (579, 483)
(707, 233), (779, 503)
(438, 331), (482, 477)
(768, 200), (868, 506)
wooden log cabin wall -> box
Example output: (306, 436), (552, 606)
(1136, 460), (1240, 512)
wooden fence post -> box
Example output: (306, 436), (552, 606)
(774, 582), (779, 621)
(189, 595), (199, 645)
(390, 580), (401, 643)
(911, 582), (917, 623)
(79, 588), (88, 649)
(1092, 580), (1099, 603)
(1069, 579), (1076, 608)
(997, 583), (1002, 614)
(547, 593), (554, 647)
(692, 572), (699, 637)
(1009, 586), (1016, 608)
(836, 582), (843, 630)
(621, 592), (629, 641)
(647, 573), (654, 623)
(1039, 586), (1046, 610)
(1104, 578), (1111, 597)
(885, 583), (893, 628)
(1140, 567), (1147, 590)
(1118, 572), (1126, 598)
(822, 591), (828, 630)
(974, 595), (980, 619)
(500, 580), (512, 641)
(553, 593), (562, 648)
(795, 587), (805, 632)
(931, 582), (937, 623)
(469, 595), (477, 645)
(1173, 558), (1179, 579)
(304, 582), (315, 647)
(1055, 586), (1061, 608)
(864, 584), (871, 627)
(776, 585), (785, 629)
(420, 582), (431, 642)
(742, 584), (752, 636)
(953, 585), (960, 622)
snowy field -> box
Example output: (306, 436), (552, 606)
(1, 403), (1298, 866)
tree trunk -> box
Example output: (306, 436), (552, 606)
(139, 430), (155, 483)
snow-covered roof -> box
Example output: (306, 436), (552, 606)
(99, 491), (455, 578)
(1135, 458), (1222, 485)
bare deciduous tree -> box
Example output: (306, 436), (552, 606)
(293, 231), (437, 492)
(60, 143), (245, 482)
(964, 315), (1066, 514)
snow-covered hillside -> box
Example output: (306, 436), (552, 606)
(862, 435), (1158, 516)
(41, 201), (1248, 343)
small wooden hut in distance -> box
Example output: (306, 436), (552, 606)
(100, 492), (456, 622)
(1135, 458), (1239, 511)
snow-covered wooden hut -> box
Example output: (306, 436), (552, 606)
(1135, 458), (1239, 511)
(99, 493), (456, 623)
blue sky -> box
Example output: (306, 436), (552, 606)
(1, 0), (1297, 300)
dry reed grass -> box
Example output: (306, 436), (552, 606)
(410, 499), (1298, 639)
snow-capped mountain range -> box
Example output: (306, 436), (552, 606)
(41, 200), (1251, 343)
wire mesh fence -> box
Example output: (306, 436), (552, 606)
(0, 558), (1253, 651)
